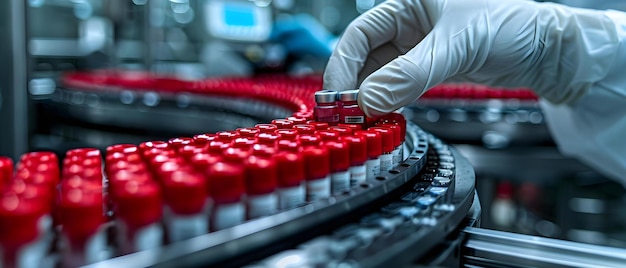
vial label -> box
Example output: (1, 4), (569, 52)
(344, 115), (365, 124)
(331, 170), (351, 194)
(167, 214), (208, 243)
(213, 202), (245, 231)
(380, 153), (393, 172)
(247, 193), (278, 219)
(278, 185), (305, 210)
(135, 223), (163, 251)
(349, 165), (367, 186)
(392, 146), (402, 167)
(306, 176), (331, 202)
(365, 158), (381, 180)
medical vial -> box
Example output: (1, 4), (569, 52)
(355, 131), (382, 180)
(275, 151), (306, 210)
(206, 161), (246, 231)
(245, 156), (279, 219)
(324, 141), (351, 194)
(314, 90), (340, 126)
(302, 147), (331, 202)
(369, 127), (394, 172)
(340, 136), (368, 186)
(379, 124), (403, 166)
(162, 171), (209, 243)
(339, 90), (366, 129)
(112, 180), (163, 254)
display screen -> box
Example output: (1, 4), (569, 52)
(223, 3), (256, 26)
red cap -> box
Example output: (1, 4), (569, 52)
(153, 161), (195, 183)
(0, 192), (44, 248)
(192, 133), (216, 146)
(141, 147), (176, 160)
(106, 160), (147, 177)
(232, 137), (257, 151)
(324, 141), (350, 172)
(307, 122), (328, 130)
(337, 123), (362, 131)
(251, 144), (277, 158)
(222, 147), (251, 164)
(66, 148), (101, 159)
(293, 111), (314, 120)
(57, 183), (106, 245)
(206, 162), (246, 204)
(275, 129), (299, 141)
(0, 157), (14, 186)
(236, 127), (260, 138)
(379, 124), (402, 147)
(329, 126), (353, 137)
(255, 124), (278, 134)
(277, 140), (302, 153)
(168, 137), (194, 151)
(368, 127), (394, 153)
(340, 136), (367, 166)
(355, 131), (382, 158)
(207, 140), (231, 154)
(10, 180), (53, 214)
(286, 117), (307, 125)
(299, 134), (322, 147)
(271, 119), (294, 130)
(177, 144), (207, 160)
(106, 144), (138, 155)
(162, 171), (207, 215)
(106, 151), (143, 164)
(302, 147), (330, 181)
(292, 124), (316, 134)
(257, 133), (281, 147)
(315, 130), (339, 142)
(20, 151), (58, 164)
(189, 153), (222, 172)
(107, 170), (152, 195)
(216, 131), (240, 142)
(380, 113), (406, 142)
(112, 180), (162, 229)
(275, 152), (305, 187)
(245, 156), (277, 195)
(139, 141), (169, 153)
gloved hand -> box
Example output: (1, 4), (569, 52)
(324, 0), (623, 117)
(323, 0), (626, 186)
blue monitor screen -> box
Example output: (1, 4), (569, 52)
(223, 3), (256, 27)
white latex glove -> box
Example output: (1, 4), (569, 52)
(324, 0), (626, 186)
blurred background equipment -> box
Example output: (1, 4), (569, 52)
(0, 0), (625, 266)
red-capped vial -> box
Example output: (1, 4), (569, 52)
(0, 156), (13, 187)
(380, 112), (407, 142)
(232, 137), (257, 151)
(324, 141), (351, 194)
(277, 140), (302, 153)
(257, 133), (281, 148)
(299, 134), (322, 148)
(302, 147), (331, 202)
(307, 122), (329, 130)
(152, 160), (195, 183)
(292, 124), (316, 135)
(236, 127), (260, 138)
(340, 136), (368, 186)
(57, 183), (108, 266)
(338, 90), (366, 128)
(355, 131), (382, 180)
(216, 131), (240, 142)
(107, 170), (152, 193)
(250, 144), (277, 158)
(192, 133), (216, 146)
(189, 153), (222, 173)
(315, 130), (340, 142)
(20, 151), (58, 165)
(168, 137), (194, 151)
(245, 156), (278, 219)
(271, 119), (295, 130)
(162, 171), (209, 242)
(379, 124), (403, 166)
(255, 123), (278, 134)
(275, 129), (299, 141)
(314, 90), (339, 126)
(368, 127), (394, 172)
(274, 152), (305, 210)
(286, 117), (307, 125)
(222, 147), (251, 164)
(329, 126), (353, 137)
(112, 180), (163, 254)
(206, 162), (246, 231)
(0, 191), (49, 268)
